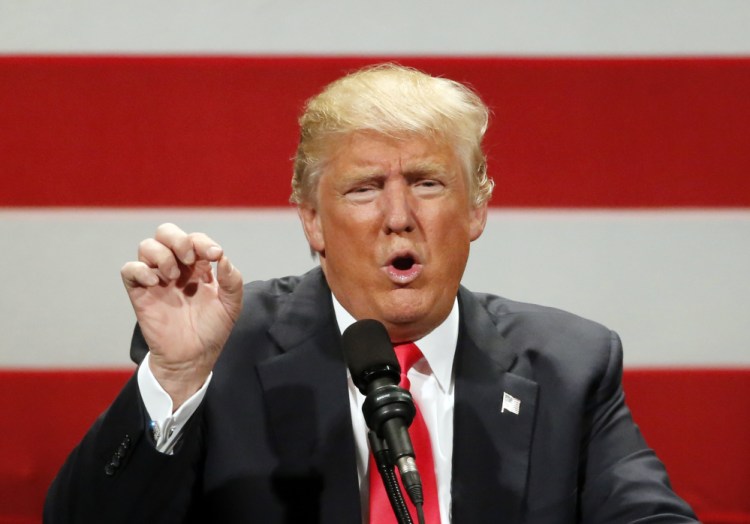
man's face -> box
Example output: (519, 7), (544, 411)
(299, 132), (487, 342)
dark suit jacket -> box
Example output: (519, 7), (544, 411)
(45, 267), (697, 523)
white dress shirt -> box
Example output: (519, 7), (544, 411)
(138, 293), (459, 522)
(332, 295), (458, 524)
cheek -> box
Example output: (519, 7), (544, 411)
(431, 208), (472, 240)
(332, 208), (381, 241)
(428, 217), (472, 266)
(322, 214), (374, 261)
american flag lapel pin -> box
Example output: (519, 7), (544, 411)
(501, 392), (521, 415)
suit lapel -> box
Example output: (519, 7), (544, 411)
(252, 273), (540, 523)
(451, 288), (539, 523)
(257, 269), (361, 523)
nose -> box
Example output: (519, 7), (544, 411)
(382, 179), (415, 234)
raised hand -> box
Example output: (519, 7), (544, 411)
(121, 223), (243, 408)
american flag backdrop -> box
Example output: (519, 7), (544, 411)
(1, 2), (749, 522)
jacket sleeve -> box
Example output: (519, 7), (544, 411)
(43, 370), (207, 524)
(579, 331), (698, 523)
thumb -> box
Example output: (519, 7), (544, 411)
(217, 255), (244, 320)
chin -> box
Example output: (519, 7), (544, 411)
(383, 310), (426, 327)
(379, 302), (432, 335)
(382, 291), (427, 318)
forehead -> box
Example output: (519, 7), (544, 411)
(324, 131), (460, 174)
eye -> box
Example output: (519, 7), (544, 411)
(344, 184), (380, 203)
(413, 178), (445, 196)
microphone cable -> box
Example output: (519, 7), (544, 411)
(369, 432), (413, 524)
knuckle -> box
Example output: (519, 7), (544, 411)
(120, 261), (143, 279)
(138, 238), (156, 252)
(155, 222), (184, 243)
(156, 222), (176, 234)
(188, 231), (209, 244)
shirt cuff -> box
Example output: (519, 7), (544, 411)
(137, 352), (212, 454)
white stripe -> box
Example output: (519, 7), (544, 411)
(1, 209), (748, 367)
(2, 1), (750, 55)
(466, 209), (750, 367)
(1, 209), (314, 368)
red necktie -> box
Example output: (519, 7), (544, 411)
(368, 343), (441, 523)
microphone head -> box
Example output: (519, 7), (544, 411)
(342, 319), (400, 394)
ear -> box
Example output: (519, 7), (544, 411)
(298, 204), (326, 255)
(469, 201), (488, 242)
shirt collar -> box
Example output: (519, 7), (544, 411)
(331, 293), (458, 393)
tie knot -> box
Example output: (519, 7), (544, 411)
(393, 342), (423, 389)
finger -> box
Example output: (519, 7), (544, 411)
(121, 261), (160, 289)
(138, 238), (181, 281)
(153, 222), (197, 265)
(216, 256), (243, 318)
(195, 259), (215, 284)
(188, 232), (224, 262)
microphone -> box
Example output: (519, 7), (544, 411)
(341, 319), (424, 511)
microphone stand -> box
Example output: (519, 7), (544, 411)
(369, 432), (413, 524)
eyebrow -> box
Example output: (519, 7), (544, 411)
(402, 160), (447, 176)
(348, 159), (447, 177)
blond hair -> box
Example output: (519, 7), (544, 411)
(291, 63), (493, 207)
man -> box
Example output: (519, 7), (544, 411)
(45, 64), (697, 523)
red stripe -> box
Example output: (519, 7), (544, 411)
(0, 369), (132, 518)
(2, 56), (749, 207)
(623, 368), (750, 522)
(1, 368), (747, 520)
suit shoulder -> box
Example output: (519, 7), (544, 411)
(240, 267), (326, 312)
(243, 272), (308, 298)
(220, 267), (329, 354)
(468, 291), (619, 372)
(473, 291), (612, 338)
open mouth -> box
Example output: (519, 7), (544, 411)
(383, 252), (422, 284)
(392, 255), (415, 271)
